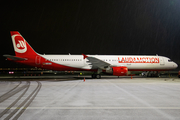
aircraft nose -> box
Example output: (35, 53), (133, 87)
(174, 62), (178, 68)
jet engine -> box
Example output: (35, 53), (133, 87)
(105, 66), (128, 76)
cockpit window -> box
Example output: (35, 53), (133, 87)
(168, 59), (173, 62)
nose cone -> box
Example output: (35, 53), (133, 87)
(174, 62), (178, 69)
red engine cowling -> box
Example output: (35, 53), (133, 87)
(112, 66), (128, 76)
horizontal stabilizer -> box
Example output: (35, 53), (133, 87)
(3, 55), (27, 61)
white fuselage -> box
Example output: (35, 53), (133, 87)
(40, 55), (178, 71)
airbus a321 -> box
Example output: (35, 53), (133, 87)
(4, 31), (178, 78)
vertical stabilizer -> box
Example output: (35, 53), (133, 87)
(10, 31), (37, 57)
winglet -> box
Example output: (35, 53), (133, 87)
(82, 54), (88, 59)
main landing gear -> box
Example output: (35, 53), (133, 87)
(91, 74), (101, 79)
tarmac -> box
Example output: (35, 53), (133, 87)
(0, 76), (180, 120)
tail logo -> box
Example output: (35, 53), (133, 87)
(16, 40), (25, 49)
(12, 35), (27, 53)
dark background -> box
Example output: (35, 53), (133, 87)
(0, 0), (180, 68)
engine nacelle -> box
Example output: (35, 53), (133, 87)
(112, 66), (128, 76)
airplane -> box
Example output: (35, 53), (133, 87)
(3, 31), (178, 78)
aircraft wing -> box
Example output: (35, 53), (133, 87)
(82, 54), (110, 69)
(3, 55), (27, 61)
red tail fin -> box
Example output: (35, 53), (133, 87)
(11, 31), (37, 57)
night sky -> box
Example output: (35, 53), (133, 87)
(0, 0), (180, 68)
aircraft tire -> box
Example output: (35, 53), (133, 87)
(96, 74), (101, 79)
(92, 74), (97, 79)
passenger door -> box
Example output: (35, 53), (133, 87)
(35, 56), (41, 65)
(159, 57), (165, 65)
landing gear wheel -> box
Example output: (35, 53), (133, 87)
(92, 74), (97, 79)
(91, 74), (101, 79)
(96, 74), (101, 79)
